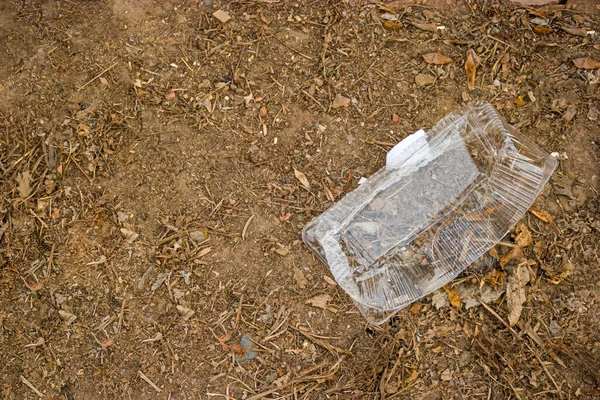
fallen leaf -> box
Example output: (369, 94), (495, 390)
(305, 294), (332, 309)
(176, 305), (195, 320)
(294, 168), (311, 190)
(258, 105), (268, 117)
(151, 273), (167, 291)
(547, 261), (574, 284)
(560, 25), (589, 37)
(443, 285), (462, 309)
(515, 223), (532, 248)
(189, 230), (207, 242)
(514, 95), (527, 107)
(165, 91), (176, 101)
(422, 52), (452, 65)
(533, 240), (546, 262)
(572, 57), (600, 70)
(465, 49), (480, 91)
(58, 310), (77, 325)
(588, 106), (599, 121)
(294, 268), (308, 288)
(212, 9), (231, 23)
(323, 275), (337, 286)
(120, 228), (139, 243)
(415, 73), (435, 87)
(500, 246), (524, 268)
(440, 368), (452, 381)
(99, 337), (114, 349)
(16, 171), (32, 199)
(274, 246), (289, 256)
(506, 262), (530, 326)
(77, 123), (92, 137)
(529, 208), (555, 225)
(431, 289), (449, 309)
(332, 93), (350, 109)
(409, 20), (439, 32)
(406, 368), (419, 384)
(533, 26), (553, 35)
(383, 21), (404, 30)
(409, 302), (422, 315)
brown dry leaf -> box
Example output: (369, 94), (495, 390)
(422, 52), (452, 65)
(293, 168), (310, 190)
(258, 105), (268, 117)
(465, 49), (480, 91)
(274, 246), (289, 256)
(294, 268), (308, 288)
(305, 294), (332, 309)
(100, 337), (114, 350)
(383, 21), (404, 30)
(547, 261), (574, 284)
(415, 73), (436, 87)
(442, 285), (462, 309)
(332, 93), (350, 109)
(176, 305), (195, 320)
(440, 368), (452, 381)
(77, 123), (92, 137)
(406, 368), (419, 384)
(410, 20), (439, 32)
(515, 223), (532, 248)
(572, 57), (600, 70)
(506, 262), (530, 326)
(500, 246), (524, 268)
(323, 275), (337, 286)
(16, 171), (32, 199)
(533, 241), (547, 264)
(533, 26), (553, 35)
(560, 25), (588, 37)
(483, 269), (507, 290)
(212, 9), (231, 24)
(529, 208), (555, 225)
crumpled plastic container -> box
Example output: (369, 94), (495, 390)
(303, 101), (557, 324)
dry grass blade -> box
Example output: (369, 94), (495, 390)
(290, 326), (353, 356)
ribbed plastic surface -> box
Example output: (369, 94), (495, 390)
(302, 101), (557, 324)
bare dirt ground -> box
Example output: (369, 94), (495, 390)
(1, 0), (600, 399)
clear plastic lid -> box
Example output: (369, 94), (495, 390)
(303, 101), (557, 324)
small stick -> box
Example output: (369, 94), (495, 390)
(138, 371), (162, 393)
(20, 375), (44, 398)
(241, 214), (254, 240)
(78, 61), (118, 91)
(116, 295), (127, 338)
(477, 297), (518, 335)
(301, 90), (326, 111)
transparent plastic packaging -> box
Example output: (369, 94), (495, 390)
(303, 101), (557, 324)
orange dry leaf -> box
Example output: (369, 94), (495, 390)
(442, 285), (462, 309)
(572, 57), (600, 70)
(500, 246), (524, 268)
(383, 21), (404, 30)
(529, 208), (555, 225)
(422, 52), (452, 65)
(533, 26), (553, 35)
(465, 49), (480, 91)
(515, 223), (532, 248)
